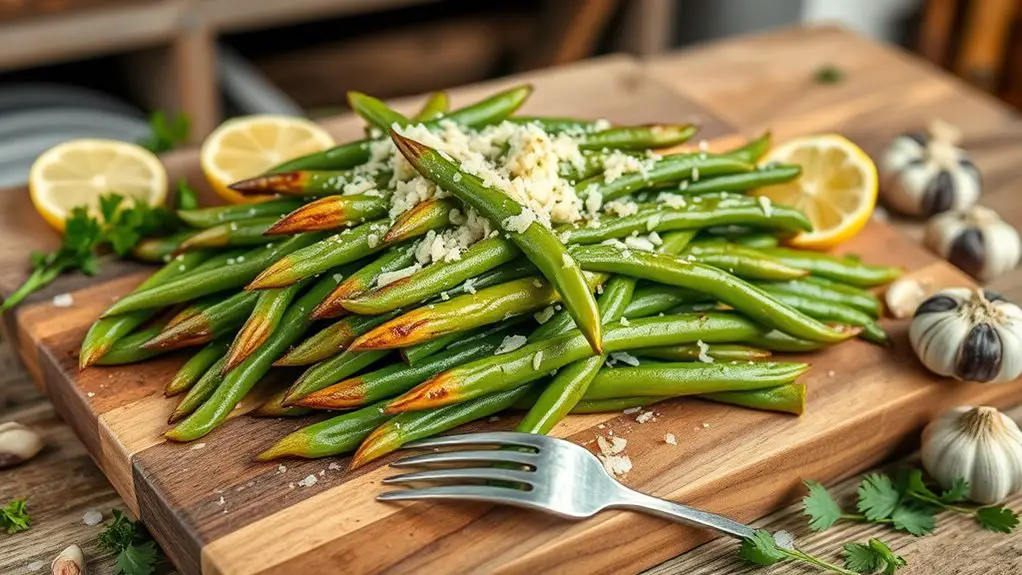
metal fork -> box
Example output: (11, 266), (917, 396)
(376, 431), (756, 540)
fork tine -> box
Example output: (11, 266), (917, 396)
(377, 485), (537, 508)
(403, 431), (547, 450)
(383, 467), (535, 486)
(392, 450), (538, 468)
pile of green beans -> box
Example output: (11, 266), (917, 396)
(78, 86), (901, 469)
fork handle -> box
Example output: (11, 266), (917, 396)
(610, 488), (757, 540)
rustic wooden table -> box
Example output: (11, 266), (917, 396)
(2, 25), (1021, 575)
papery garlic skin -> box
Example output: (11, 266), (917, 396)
(885, 277), (928, 318)
(925, 206), (1021, 282)
(922, 406), (1022, 505)
(909, 288), (1022, 383)
(51, 544), (87, 575)
(880, 123), (980, 217)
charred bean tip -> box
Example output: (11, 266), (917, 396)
(349, 423), (401, 469)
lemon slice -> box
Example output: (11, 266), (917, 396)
(29, 139), (168, 232)
(200, 115), (335, 204)
(753, 134), (878, 250)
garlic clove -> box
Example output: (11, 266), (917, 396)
(922, 406), (1022, 505)
(51, 544), (87, 575)
(885, 277), (928, 318)
(0, 421), (44, 469)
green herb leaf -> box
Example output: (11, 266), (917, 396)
(857, 474), (900, 521)
(843, 542), (884, 573)
(803, 480), (843, 531)
(98, 510), (136, 554)
(976, 505), (1020, 533)
(0, 498), (31, 534)
(890, 502), (935, 536)
(139, 110), (191, 153)
(868, 539), (907, 574)
(937, 478), (969, 503)
(115, 541), (158, 575)
(814, 65), (844, 85)
(738, 530), (786, 566)
(177, 180), (200, 211)
(902, 469), (937, 499)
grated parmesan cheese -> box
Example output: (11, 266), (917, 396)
(664, 433), (677, 445)
(636, 410), (656, 424)
(657, 193), (687, 209)
(609, 351), (641, 367)
(624, 235), (656, 252)
(562, 253), (574, 269)
(297, 474), (318, 487)
(376, 264), (422, 288)
(534, 306), (555, 324)
(532, 351), (543, 370)
(603, 199), (639, 217)
(696, 339), (714, 363)
(597, 435), (627, 455)
(495, 335), (528, 355)
(757, 195), (774, 217)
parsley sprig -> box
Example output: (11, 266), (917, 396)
(1, 194), (181, 312)
(1, 498), (31, 534)
(739, 530), (904, 574)
(803, 469), (1020, 536)
(138, 111), (191, 154)
(98, 510), (161, 575)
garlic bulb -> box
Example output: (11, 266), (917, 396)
(0, 421), (44, 468)
(909, 288), (1022, 383)
(922, 406), (1022, 504)
(924, 205), (1021, 282)
(880, 120), (980, 217)
(51, 544), (87, 575)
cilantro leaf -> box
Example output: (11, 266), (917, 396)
(891, 502), (935, 536)
(0, 498), (31, 534)
(98, 510), (136, 554)
(857, 474), (900, 521)
(803, 480), (843, 531)
(843, 542), (884, 573)
(738, 530), (786, 566)
(976, 505), (1020, 533)
(115, 541), (158, 575)
(937, 478), (969, 503)
(177, 180), (199, 211)
(868, 539), (907, 574)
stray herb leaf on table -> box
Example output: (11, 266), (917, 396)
(803, 480), (843, 531)
(99, 509), (161, 575)
(0, 498), (31, 534)
(139, 110), (191, 154)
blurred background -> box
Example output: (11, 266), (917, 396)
(0, 0), (1013, 187)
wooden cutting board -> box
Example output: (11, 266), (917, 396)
(1, 54), (1020, 575)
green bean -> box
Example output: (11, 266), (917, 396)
(568, 397), (660, 413)
(507, 117), (600, 133)
(311, 245), (417, 318)
(165, 339), (230, 396)
(80, 251), (209, 368)
(576, 154), (753, 202)
(400, 315), (533, 365)
(269, 141), (373, 173)
(165, 273), (346, 441)
(761, 291), (888, 345)
(583, 361), (809, 399)
(256, 400), (393, 460)
(744, 331), (830, 353)
(674, 164), (800, 195)
(143, 291), (258, 351)
(265, 194), (391, 236)
(283, 350), (391, 406)
(224, 280), (310, 372)
(570, 245), (859, 343)
(558, 195), (811, 244)
(169, 355), (227, 424)
(757, 247), (902, 288)
(178, 200), (304, 229)
(633, 344), (772, 362)
(231, 170), (391, 198)
(274, 311), (400, 367)
(351, 385), (537, 468)
(392, 132), (603, 353)
(94, 324), (169, 366)
(380, 198), (458, 245)
(763, 276), (882, 317)
(385, 312), (765, 412)
(722, 131), (771, 164)
(297, 331), (513, 410)
(102, 234), (324, 316)
(349, 273), (602, 350)
(683, 244), (809, 281)
(247, 221), (393, 289)
(349, 91), (411, 132)
(575, 124), (697, 150)
(176, 218), (282, 251)
(337, 237), (521, 315)
(441, 84), (533, 127)
(415, 91), (449, 121)
(131, 232), (190, 262)
(622, 285), (704, 319)
(250, 389), (314, 418)
(702, 383), (806, 415)
(731, 234), (780, 249)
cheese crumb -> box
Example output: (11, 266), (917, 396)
(190, 442), (207, 450)
(328, 462), (342, 471)
(636, 410), (656, 424)
(828, 370), (836, 377)
(757, 195), (773, 217)
(664, 433), (677, 445)
(495, 335), (528, 355)
(619, 316), (630, 326)
(598, 454), (633, 477)
(83, 510), (103, 526)
(376, 264), (422, 288)
(534, 306), (555, 324)
(609, 351), (640, 367)
(562, 253), (574, 269)
(532, 351), (543, 370)
(597, 435), (627, 455)
(277, 464), (287, 474)
(696, 339), (714, 363)
(297, 474), (318, 487)
(52, 293), (74, 307)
